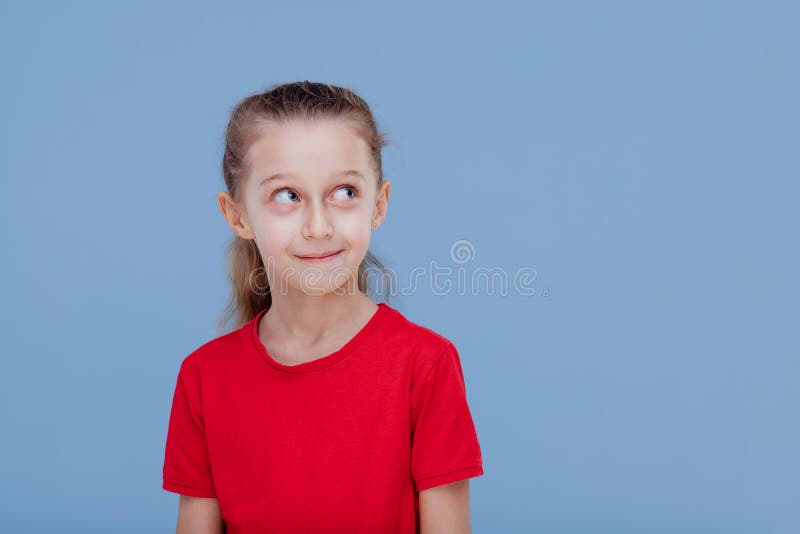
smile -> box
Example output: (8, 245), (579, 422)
(295, 250), (343, 263)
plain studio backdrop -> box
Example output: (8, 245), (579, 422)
(1, 1), (798, 532)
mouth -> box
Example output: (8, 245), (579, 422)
(295, 250), (343, 263)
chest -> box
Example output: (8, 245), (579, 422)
(202, 362), (415, 526)
(204, 353), (413, 460)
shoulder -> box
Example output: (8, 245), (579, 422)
(175, 318), (254, 380)
(381, 303), (453, 351)
(380, 303), (458, 384)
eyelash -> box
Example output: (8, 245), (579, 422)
(272, 184), (360, 202)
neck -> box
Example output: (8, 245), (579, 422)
(263, 289), (376, 346)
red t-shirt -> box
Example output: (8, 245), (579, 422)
(162, 302), (484, 533)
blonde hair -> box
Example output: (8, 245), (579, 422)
(217, 81), (393, 334)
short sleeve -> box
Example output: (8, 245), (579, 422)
(410, 342), (484, 492)
(162, 357), (217, 498)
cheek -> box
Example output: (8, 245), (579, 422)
(338, 213), (372, 245)
(250, 217), (293, 255)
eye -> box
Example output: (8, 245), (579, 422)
(272, 185), (358, 204)
(274, 188), (300, 204)
(333, 185), (359, 201)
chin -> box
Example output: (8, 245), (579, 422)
(291, 267), (358, 293)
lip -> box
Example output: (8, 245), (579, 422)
(295, 250), (343, 263)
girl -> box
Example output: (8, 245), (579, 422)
(162, 81), (484, 533)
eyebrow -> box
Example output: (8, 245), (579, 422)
(259, 169), (365, 188)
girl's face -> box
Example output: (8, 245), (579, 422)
(220, 119), (390, 297)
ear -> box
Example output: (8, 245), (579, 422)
(371, 179), (391, 230)
(218, 191), (256, 240)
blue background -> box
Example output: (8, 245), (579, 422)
(2, 1), (798, 532)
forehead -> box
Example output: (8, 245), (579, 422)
(246, 119), (372, 181)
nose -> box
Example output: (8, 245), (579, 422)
(302, 198), (333, 239)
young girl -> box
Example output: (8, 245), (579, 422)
(162, 81), (484, 533)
